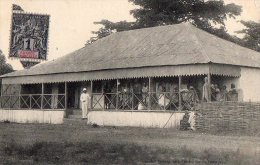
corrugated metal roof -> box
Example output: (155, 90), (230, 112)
(1, 64), (240, 84)
(2, 23), (260, 78)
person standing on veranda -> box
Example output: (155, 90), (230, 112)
(202, 77), (210, 102)
(80, 88), (90, 119)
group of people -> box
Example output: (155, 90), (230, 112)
(80, 77), (239, 118)
(102, 81), (149, 110)
(150, 83), (201, 110)
(202, 77), (238, 102)
(117, 82), (149, 110)
(104, 80), (202, 110)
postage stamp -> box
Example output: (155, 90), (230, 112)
(9, 12), (50, 60)
(254, 0), (260, 8)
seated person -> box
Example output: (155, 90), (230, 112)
(158, 87), (170, 108)
(168, 86), (179, 110)
(184, 86), (199, 110)
(189, 86), (199, 103)
(180, 87), (197, 110)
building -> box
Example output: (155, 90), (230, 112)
(1, 23), (260, 127)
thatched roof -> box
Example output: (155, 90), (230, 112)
(2, 23), (260, 78)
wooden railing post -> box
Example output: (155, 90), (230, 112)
(41, 83), (44, 109)
(148, 77), (151, 111)
(101, 81), (104, 110)
(0, 96), (1, 109)
(116, 79), (119, 110)
(18, 85), (21, 109)
(90, 81), (93, 110)
(1, 85), (4, 108)
(178, 76), (182, 111)
(9, 95), (11, 110)
(65, 82), (67, 110)
(208, 73), (212, 102)
(29, 94), (32, 109)
(132, 91), (134, 110)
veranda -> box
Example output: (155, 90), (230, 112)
(0, 74), (239, 114)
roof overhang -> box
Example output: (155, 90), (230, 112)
(1, 64), (240, 84)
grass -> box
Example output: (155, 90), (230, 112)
(0, 122), (260, 164)
(1, 140), (258, 164)
(2, 141), (257, 164)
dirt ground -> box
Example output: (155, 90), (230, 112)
(0, 120), (260, 164)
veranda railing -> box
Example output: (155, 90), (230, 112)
(0, 94), (65, 110)
(0, 92), (237, 111)
(92, 91), (198, 111)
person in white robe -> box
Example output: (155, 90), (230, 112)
(202, 77), (210, 102)
(80, 88), (90, 119)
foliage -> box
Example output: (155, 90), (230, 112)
(86, 0), (242, 45)
(237, 21), (260, 52)
(0, 50), (13, 75)
(86, 20), (135, 45)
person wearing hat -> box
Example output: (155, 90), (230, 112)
(80, 88), (90, 119)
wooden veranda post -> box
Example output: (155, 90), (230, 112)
(0, 84), (2, 108)
(131, 83), (134, 110)
(0, 84), (2, 96)
(148, 77), (151, 110)
(65, 82), (67, 110)
(29, 94), (32, 109)
(0, 84), (5, 108)
(41, 83), (44, 109)
(101, 82), (104, 111)
(18, 84), (21, 109)
(90, 81), (93, 110)
(178, 76), (182, 111)
(116, 79), (119, 110)
(208, 73), (211, 102)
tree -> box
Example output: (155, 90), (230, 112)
(86, 20), (136, 45)
(87, 0), (242, 44)
(0, 50), (14, 75)
(237, 21), (260, 52)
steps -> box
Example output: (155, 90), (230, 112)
(66, 109), (82, 119)
(67, 115), (82, 119)
(72, 110), (82, 115)
(63, 109), (89, 125)
(63, 118), (88, 125)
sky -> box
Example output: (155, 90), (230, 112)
(0, 0), (260, 70)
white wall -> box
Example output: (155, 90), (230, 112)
(0, 109), (64, 124)
(240, 67), (260, 102)
(88, 111), (185, 128)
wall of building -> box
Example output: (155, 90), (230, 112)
(0, 109), (64, 124)
(240, 67), (260, 102)
(88, 111), (185, 128)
